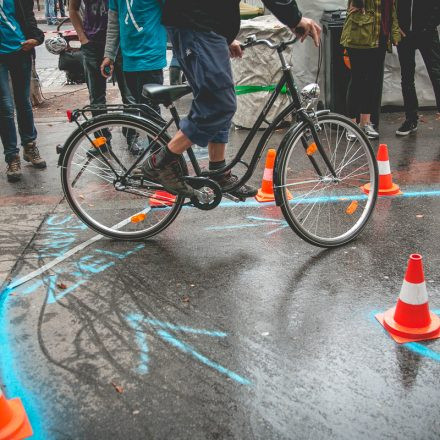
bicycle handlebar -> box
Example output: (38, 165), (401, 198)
(240, 35), (300, 51)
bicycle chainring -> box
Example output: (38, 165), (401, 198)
(184, 177), (222, 211)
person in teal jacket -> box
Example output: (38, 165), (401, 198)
(101, 0), (167, 113)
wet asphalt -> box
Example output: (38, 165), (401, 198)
(0, 107), (440, 440)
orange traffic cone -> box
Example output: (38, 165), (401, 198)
(256, 149), (292, 203)
(0, 388), (33, 440)
(149, 190), (176, 207)
(376, 254), (440, 344)
(362, 144), (401, 196)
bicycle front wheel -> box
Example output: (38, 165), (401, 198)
(276, 113), (378, 248)
(61, 113), (186, 240)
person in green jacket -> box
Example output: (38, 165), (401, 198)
(341, 0), (401, 139)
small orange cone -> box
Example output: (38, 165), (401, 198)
(149, 190), (176, 207)
(376, 254), (440, 344)
(0, 388), (33, 440)
(362, 144), (401, 196)
(256, 149), (292, 203)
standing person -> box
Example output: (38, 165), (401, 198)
(395, 0), (440, 136)
(341, 0), (401, 140)
(45, 0), (57, 25)
(69, 0), (139, 153)
(55, 0), (66, 19)
(138, 0), (321, 198)
(0, 0), (47, 182)
(100, 0), (167, 113)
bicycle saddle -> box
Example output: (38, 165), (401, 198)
(142, 84), (192, 106)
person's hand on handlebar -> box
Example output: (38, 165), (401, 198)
(292, 17), (321, 47)
(229, 40), (243, 59)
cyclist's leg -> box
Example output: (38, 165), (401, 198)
(142, 28), (236, 195)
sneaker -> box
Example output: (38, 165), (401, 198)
(361, 123), (379, 140)
(396, 119), (418, 136)
(213, 171), (258, 198)
(23, 142), (47, 169)
(6, 155), (22, 182)
(346, 129), (358, 142)
(127, 137), (145, 156)
(141, 156), (195, 197)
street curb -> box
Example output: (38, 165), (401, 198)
(34, 117), (69, 123)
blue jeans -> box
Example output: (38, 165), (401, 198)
(45, 0), (56, 23)
(167, 27), (236, 147)
(0, 51), (37, 164)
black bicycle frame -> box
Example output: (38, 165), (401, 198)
(165, 47), (336, 193)
(65, 44), (337, 194)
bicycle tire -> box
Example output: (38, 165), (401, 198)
(61, 113), (186, 240)
(275, 113), (378, 248)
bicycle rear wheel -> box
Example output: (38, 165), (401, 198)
(276, 113), (378, 247)
(61, 114), (186, 240)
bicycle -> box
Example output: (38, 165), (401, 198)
(58, 35), (378, 248)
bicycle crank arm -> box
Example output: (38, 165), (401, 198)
(184, 176), (223, 211)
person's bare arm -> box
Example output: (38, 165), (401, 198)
(69, 0), (89, 45)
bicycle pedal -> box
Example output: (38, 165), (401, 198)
(223, 193), (245, 203)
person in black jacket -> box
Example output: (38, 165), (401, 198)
(141, 0), (321, 198)
(396, 0), (440, 135)
(0, 0), (46, 182)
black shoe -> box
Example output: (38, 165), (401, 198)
(396, 119), (418, 136)
(127, 137), (146, 156)
(213, 171), (258, 198)
(141, 156), (194, 197)
(87, 144), (109, 158)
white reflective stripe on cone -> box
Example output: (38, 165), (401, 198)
(378, 160), (391, 175)
(263, 168), (273, 182)
(399, 280), (428, 305)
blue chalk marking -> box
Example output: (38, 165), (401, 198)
(405, 342), (440, 362)
(46, 214), (73, 226)
(372, 310), (440, 363)
(0, 287), (48, 439)
(46, 276), (89, 304)
(214, 187), (440, 209)
(144, 318), (228, 337)
(246, 216), (284, 223)
(127, 314), (228, 338)
(205, 224), (262, 231)
(402, 190), (440, 198)
(157, 329), (252, 386)
(77, 255), (115, 274)
(127, 315), (249, 384)
(127, 316), (150, 374)
(95, 244), (145, 260)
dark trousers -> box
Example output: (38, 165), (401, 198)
(81, 41), (136, 142)
(124, 69), (164, 114)
(346, 45), (387, 119)
(397, 30), (440, 121)
(0, 51), (37, 164)
(81, 41), (132, 114)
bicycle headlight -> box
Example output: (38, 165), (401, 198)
(301, 83), (320, 109)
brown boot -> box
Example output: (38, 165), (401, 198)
(23, 142), (47, 169)
(6, 155), (22, 182)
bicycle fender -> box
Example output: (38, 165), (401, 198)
(272, 110), (330, 207)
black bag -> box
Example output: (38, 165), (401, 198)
(58, 49), (85, 84)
